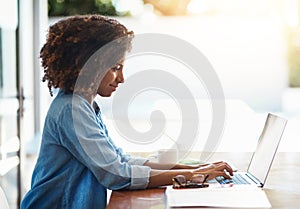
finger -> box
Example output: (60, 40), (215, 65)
(212, 171), (232, 180)
(214, 164), (234, 176)
(220, 171), (232, 179)
(223, 164), (234, 176)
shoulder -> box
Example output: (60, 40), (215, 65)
(46, 91), (94, 121)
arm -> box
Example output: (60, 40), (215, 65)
(144, 161), (199, 170)
(147, 169), (193, 188)
(144, 160), (232, 170)
(145, 161), (234, 188)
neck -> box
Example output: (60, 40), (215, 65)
(86, 95), (96, 106)
(73, 90), (96, 105)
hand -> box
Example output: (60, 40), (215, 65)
(192, 161), (234, 180)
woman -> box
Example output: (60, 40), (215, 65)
(21, 15), (233, 209)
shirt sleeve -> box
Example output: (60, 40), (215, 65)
(57, 97), (150, 190)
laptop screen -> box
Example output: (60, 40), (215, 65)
(247, 113), (287, 185)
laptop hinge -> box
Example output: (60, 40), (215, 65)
(246, 173), (263, 187)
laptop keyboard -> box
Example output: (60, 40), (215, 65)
(216, 174), (250, 184)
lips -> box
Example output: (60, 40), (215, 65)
(110, 84), (118, 91)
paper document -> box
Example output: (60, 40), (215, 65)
(166, 185), (271, 208)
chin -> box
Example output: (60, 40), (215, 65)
(99, 92), (113, 97)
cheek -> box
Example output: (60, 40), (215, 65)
(104, 71), (116, 83)
(98, 71), (115, 89)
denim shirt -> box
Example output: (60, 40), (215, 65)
(21, 91), (150, 209)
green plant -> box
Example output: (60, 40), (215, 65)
(48, 0), (117, 16)
(286, 27), (300, 87)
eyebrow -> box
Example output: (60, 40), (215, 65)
(111, 63), (123, 70)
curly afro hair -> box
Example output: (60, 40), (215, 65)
(40, 15), (134, 96)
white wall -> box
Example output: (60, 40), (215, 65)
(114, 15), (289, 112)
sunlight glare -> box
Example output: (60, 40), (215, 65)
(285, 0), (299, 27)
(187, 0), (211, 14)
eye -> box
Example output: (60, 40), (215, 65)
(112, 63), (123, 71)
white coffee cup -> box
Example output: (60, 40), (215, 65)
(157, 149), (178, 164)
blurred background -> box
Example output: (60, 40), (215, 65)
(1, 0), (300, 208)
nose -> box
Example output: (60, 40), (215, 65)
(116, 69), (124, 83)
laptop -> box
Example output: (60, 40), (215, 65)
(213, 113), (287, 188)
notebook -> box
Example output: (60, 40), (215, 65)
(166, 185), (272, 208)
(212, 113), (287, 187)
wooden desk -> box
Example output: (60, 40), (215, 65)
(107, 152), (300, 209)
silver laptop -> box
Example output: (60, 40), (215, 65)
(214, 113), (287, 187)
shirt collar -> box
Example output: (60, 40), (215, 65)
(92, 101), (101, 115)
